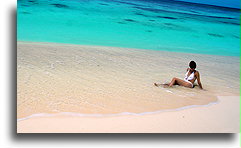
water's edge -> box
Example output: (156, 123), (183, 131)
(17, 100), (219, 122)
(17, 40), (239, 58)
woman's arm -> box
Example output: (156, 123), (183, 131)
(196, 71), (203, 89)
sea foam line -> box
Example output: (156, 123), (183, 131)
(17, 100), (219, 122)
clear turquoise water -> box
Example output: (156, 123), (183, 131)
(17, 0), (240, 56)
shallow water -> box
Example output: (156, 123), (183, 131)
(17, 0), (240, 56)
(17, 42), (239, 119)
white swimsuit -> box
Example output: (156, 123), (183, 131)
(184, 70), (195, 87)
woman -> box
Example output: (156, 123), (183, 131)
(154, 61), (203, 89)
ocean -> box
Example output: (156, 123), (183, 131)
(17, 0), (240, 56)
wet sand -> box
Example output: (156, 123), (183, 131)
(17, 96), (239, 133)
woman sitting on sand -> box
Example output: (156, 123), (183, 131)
(154, 61), (203, 89)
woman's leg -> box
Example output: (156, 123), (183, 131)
(154, 83), (169, 88)
(168, 77), (178, 87)
(169, 77), (192, 88)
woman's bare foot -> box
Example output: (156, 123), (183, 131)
(154, 83), (169, 88)
(154, 83), (159, 87)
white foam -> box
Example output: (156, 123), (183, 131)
(17, 100), (219, 122)
(165, 90), (173, 93)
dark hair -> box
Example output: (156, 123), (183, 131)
(189, 61), (196, 69)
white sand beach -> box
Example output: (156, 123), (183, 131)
(17, 41), (239, 133)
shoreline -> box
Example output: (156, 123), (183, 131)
(17, 40), (240, 58)
(17, 96), (239, 133)
(17, 99), (219, 122)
